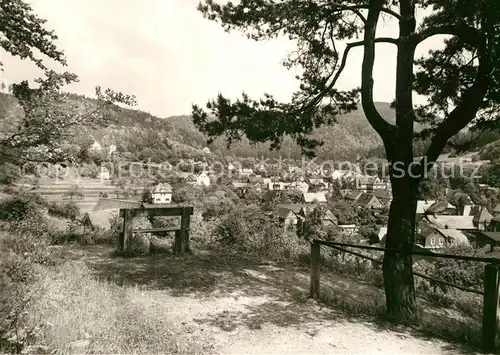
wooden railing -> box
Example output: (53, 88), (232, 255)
(309, 239), (500, 353)
(118, 205), (193, 255)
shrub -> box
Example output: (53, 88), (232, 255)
(429, 245), (485, 292)
(0, 210), (59, 352)
(190, 213), (219, 247)
(0, 163), (21, 185)
(141, 187), (153, 204)
(202, 199), (235, 221)
(172, 186), (196, 204)
(0, 194), (47, 223)
(358, 224), (379, 242)
(47, 202), (80, 220)
(213, 203), (309, 261)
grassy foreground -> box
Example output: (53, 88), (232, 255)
(18, 261), (213, 354)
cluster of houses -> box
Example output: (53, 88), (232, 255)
(376, 201), (500, 256)
(275, 191), (500, 257)
(82, 157), (500, 258)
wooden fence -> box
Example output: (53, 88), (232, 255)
(309, 239), (500, 353)
(118, 205), (193, 255)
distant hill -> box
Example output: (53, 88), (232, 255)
(166, 102), (398, 161)
(1, 92), (396, 161)
(14, 89), (482, 162)
(4, 85), (499, 163)
(0, 92), (207, 163)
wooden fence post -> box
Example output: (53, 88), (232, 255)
(122, 209), (133, 254)
(483, 263), (500, 353)
(117, 232), (124, 253)
(172, 208), (192, 256)
(174, 230), (183, 256)
(181, 207), (191, 254)
(310, 241), (320, 299)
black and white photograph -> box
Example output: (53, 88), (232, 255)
(1, 0), (500, 354)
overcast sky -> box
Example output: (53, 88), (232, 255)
(1, 0), (442, 118)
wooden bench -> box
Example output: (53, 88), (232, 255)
(118, 205), (194, 255)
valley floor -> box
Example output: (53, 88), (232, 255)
(35, 245), (474, 355)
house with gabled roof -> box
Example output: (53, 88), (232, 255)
(426, 200), (458, 215)
(473, 206), (493, 231)
(356, 175), (380, 191)
(153, 183), (172, 204)
(420, 227), (470, 250)
(216, 176), (233, 187)
(355, 193), (383, 209)
(425, 215), (476, 231)
(184, 173), (197, 185)
(278, 204), (303, 226)
(81, 208), (119, 231)
(345, 191), (363, 201)
(416, 200), (455, 215)
(373, 189), (392, 207)
(298, 206), (338, 226)
(302, 192), (327, 203)
(195, 171), (211, 187)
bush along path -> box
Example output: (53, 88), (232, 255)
(42, 245), (478, 355)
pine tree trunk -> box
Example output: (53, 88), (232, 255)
(383, 176), (418, 322)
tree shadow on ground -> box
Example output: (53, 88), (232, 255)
(63, 244), (482, 354)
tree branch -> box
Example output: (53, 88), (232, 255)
(334, 4), (401, 21)
(422, 25), (491, 169)
(297, 37), (399, 112)
(380, 7), (402, 20)
(335, 5), (367, 24)
(412, 23), (482, 47)
(361, 0), (395, 142)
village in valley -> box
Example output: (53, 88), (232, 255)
(3, 0), (500, 354)
(16, 139), (500, 260)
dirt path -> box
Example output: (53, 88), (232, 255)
(64, 245), (471, 354)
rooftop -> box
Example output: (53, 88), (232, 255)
(426, 215), (475, 230)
